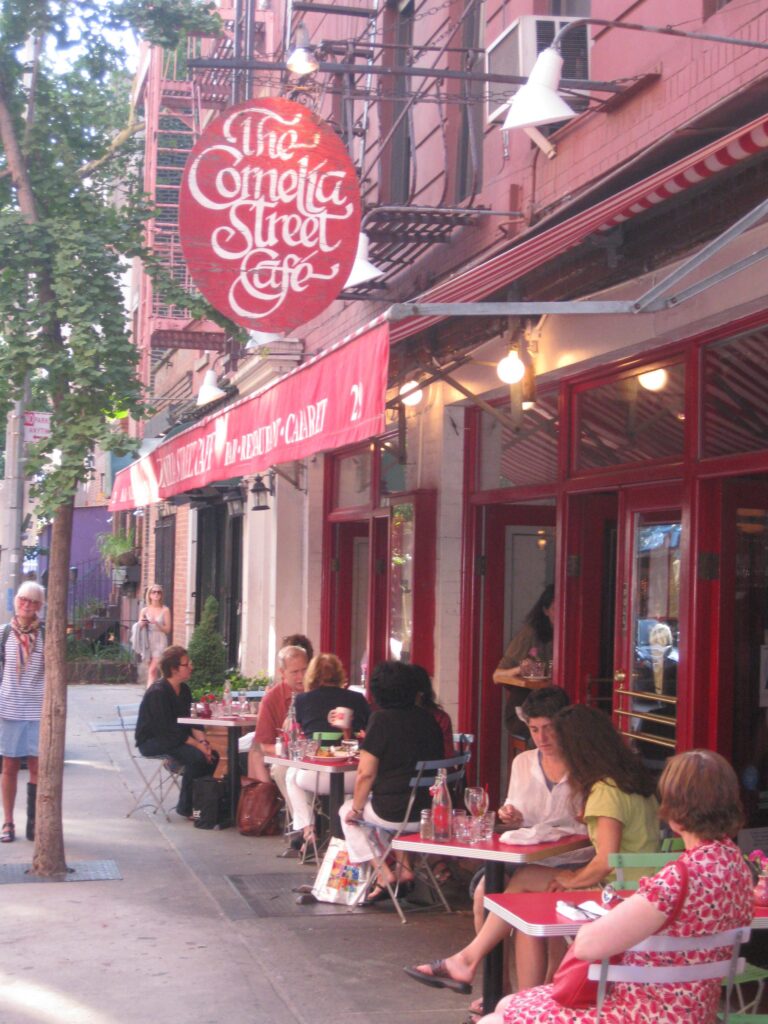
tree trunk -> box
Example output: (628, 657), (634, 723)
(31, 498), (73, 877)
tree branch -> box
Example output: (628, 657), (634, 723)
(77, 118), (146, 178)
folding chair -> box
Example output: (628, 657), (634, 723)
(589, 926), (750, 1023)
(350, 752), (470, 924)
(610, 851), (768, 1014)
(116, 704), (182, 821)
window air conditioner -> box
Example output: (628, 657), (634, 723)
(486, 15), (590, 124)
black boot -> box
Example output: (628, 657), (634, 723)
(26, 782), (36, 841)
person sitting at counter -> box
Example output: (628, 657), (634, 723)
(493, 586), (555, 735)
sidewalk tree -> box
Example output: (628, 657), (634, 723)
(0, 0), (219, 877)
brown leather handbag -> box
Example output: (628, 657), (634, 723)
(236, 778), (283, 836)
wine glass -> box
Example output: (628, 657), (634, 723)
(464, 787), (489, 818)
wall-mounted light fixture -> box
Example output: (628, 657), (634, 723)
(250, 471), (276, 511)
(343, 233), (384, 289)
(222, 485), (245, 517)
(502, 17), (768, 142)
(196, 368), (228, 407)
(286, 22), (319, 76)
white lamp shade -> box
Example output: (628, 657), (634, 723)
(286, 46), (319, 76)
(196, 369), (227, 406)
(343, 232), (384, 289)
(502, 48), (577, 130)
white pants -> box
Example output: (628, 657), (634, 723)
(286, 767), (356, 831)
(339, 797), (419, 864)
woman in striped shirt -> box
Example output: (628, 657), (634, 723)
(0, 581), (46, 843)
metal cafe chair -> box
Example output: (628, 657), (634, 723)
(350, 752), (471, 924)
(116, 704), (182, 821)
(610, 850), (768, 1015)
(589, 926), (749, 1023)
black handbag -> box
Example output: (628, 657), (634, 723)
(192, 777), (231, 829)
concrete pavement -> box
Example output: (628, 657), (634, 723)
(0, 684), (475, 1024)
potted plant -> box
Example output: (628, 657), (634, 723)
(188, 596), (228, 690)
(97, 529), (139, 569)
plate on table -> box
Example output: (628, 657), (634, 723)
(306, 754), (355, 765)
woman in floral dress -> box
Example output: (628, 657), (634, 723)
(480, 749), (753, 1024)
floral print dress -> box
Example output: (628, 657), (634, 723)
(502, 839), (753, 1024)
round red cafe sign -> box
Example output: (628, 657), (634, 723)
(179, 98), (361, 334)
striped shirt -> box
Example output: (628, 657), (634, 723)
(0, 628), (45, 720)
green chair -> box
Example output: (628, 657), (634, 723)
(609, 851), (768, 1016)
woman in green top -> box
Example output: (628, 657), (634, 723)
(405, 705), (659, 1000)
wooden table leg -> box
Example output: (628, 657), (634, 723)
(483, 860), (505, 1015)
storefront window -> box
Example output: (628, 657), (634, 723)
(701, 328), (768, 458)
(334, 449), (371, 508)
(380, 439), (407, 495)
(389, 502), (415, 662)
(575, 363), (685, 471)
(478, 393), (559, 490)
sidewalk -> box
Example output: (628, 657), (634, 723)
(0, 684), (474, 1024)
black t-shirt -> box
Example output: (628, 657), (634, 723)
(294, 686), (370, 738)
(362, 706), (444, 822)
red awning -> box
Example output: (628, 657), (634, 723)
(390, 112), (768, 345)
(110, 323), (390, 511)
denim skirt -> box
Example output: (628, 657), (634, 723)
(0, 718), (40, 757)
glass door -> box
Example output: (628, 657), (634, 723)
(613, 487), (684, 771)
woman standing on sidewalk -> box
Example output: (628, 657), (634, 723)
(138, 583), (171, 687)
(0, 581), (46, 843)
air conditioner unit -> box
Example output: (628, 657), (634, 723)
(486, 16), (590, 124)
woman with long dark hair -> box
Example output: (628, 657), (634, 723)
(494, 585), (556, 730)
(405, 706), (659, 998)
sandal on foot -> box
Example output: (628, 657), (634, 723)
(362, 882), (392, 905)
(432, 860), (452, 884)
(403, 960), (472, 995)
(1, 822), (15, 843)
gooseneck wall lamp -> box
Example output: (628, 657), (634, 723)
(503, 17), (768, 134)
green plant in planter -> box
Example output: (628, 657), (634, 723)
(96, 530), (138, 568)
(188, 595), (228, 690)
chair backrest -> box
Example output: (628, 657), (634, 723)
(312, 731), (343, 746)
(608, 850), (681, 889)
(116, 704), (141, 756)
(410, 753), (471, 789)
(589, 926), (750, 1022)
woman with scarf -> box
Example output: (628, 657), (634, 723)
(0, 581), (46, 842)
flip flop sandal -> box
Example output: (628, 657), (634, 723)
(1, 822), (15, 843)
(403, 960), (472, 995)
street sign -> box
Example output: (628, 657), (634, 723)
(23, 411), (52, 443)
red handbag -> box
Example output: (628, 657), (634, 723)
(551, 859), (689, 1009)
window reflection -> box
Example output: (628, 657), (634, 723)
(389, 503), (414, 662)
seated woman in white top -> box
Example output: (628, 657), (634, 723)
(469, 686), (590, 933)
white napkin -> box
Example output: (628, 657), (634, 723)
(555, 899), (608, 920)
(498, 820), (584, 846)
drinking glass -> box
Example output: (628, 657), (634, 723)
(464, 787), (489, 818)
(480, 811), (496, 841)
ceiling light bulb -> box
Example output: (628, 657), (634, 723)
(399, 381), (423, 406)
(497, 350), (526, 385)
(638, 368), (669, 392)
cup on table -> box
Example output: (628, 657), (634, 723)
(303, 739), (320, 757)
(452, 810), (471, 842)
(480, 811), (496, 841)
(328, 707), (353, 731)
(289, 739), (306, 761)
